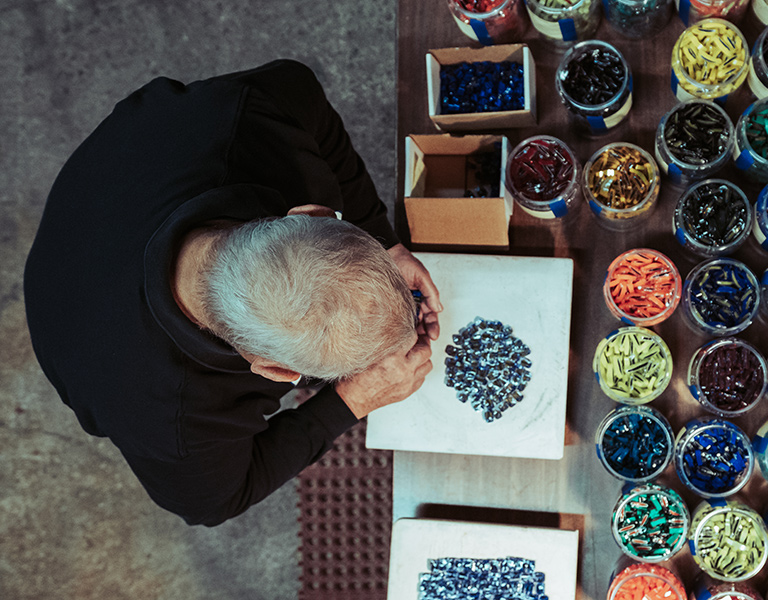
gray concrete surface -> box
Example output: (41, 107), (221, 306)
(0, 1), (396, 598)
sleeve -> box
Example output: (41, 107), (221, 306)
(119, 385), (359, 527)
(217, 60), (400, 248)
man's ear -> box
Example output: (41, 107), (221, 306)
(247, 356), (301, 382)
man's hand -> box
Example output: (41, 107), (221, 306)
(387, 243), (443, 340)
(335, 333), (433, 419)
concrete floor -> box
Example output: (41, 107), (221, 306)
(0, 2), (396, 598)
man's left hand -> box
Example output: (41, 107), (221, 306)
(387, 243), (442, 340)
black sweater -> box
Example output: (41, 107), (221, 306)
(24, 60), (398, 526)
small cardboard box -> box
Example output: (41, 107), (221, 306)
(404, 134), (512, 247)
(427, 43), (537, 132)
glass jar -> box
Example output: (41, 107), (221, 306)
(673, 179), (752, 257)
(671, 19), (749, 103)
(596, 405), (675, 482)
(604, 0), (673, 38)
(675, 419), (754, 498)
(603, 248), (682, 326)
(593, 327), (673, 405)
(687, 338), (767, 417)
(524, 0), (600, 44)
(607, 560), (687, 600)
(612, 483), (689, 562)
(748, 27), (768, 99)
(555, 40), (633, 135)
(691, 573), (763, 600)
(682, 258), (761, 336)
(733, 97), (768, 184)
(755, 0), (768, 25)
(584, 143), (660, 230)
(654, 100), (734, 187)
(446, 0), (530, 44)
(675, 0), (751, 23)
(505, 135), (580, 219)
(689, 500), (768, 581)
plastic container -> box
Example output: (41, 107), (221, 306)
(612, 483), (689, 562)
(675, 0), (751, 23)
(687, 338), (767, 417)
(753, 418), (768, 477)
(675, 419), (754, 498)
(755, 0), (768, 25)
(671, 19), (749, 102)
(555, 40), (633, 135)
(689, 500), (768, 581)
(596, 405), (675, 482)
(446, 0), (530, 44)
(607, 559), (687, 600)
(748, 27), (768, 99)
(753, 185), (768, 250)
(524, 0), (600, 44)
(733, 98), (768, 184)
(584, 143), (661, 230)
(505, 135), (581, 219)
(673, 179), (752, 257)
(603, 0), (673, 38)
(682, 258), (760, 336)
(603, 249), (682, 326)
(691, 573), (763, 600)
(593, 327), (673, 405)
(654, 100), (734, 187)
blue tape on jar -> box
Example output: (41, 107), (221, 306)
(549, 198), (568, 218)
(595, 442), (602, 459)
(736, 149), (755, 170)
(754, 435), (768, 454)
(694, 579), (713, 600)
(587, 115), (607, 131)
(469, 19), (494, 45)
(558, 18), (577, 41)
(709, 498), (728, 507)
(675, 227), (687, 247)
(678, 0), (691, 24)
(762, 238), (768, 250)
(668, 162), (683, 183)
(762, 270), (768, 285)
(671, 70), (679, 96)
(714, 93), (729, 106)
(689, 538), (697, 555)
(689, 384), (700, 400)
(589, 199), (603, 215)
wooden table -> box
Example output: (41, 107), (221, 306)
(392, 5), (768, 600)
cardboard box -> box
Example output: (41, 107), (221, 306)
(404, 134), (512, 247)
(427, 44), (537, 132)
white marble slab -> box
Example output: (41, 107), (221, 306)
(387, 518), (579, 600)
(366, 253), (573, 459)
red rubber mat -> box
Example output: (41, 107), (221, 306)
(297, 420), (392, 599)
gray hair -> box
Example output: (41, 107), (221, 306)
(199, 215), (417, 381)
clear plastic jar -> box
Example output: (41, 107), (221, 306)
(691, 573), (763, 600)
(584, 143), (661, 230)
(675, 0), (751, 23)
(596, 405), (675, 482)
(604, 0), (673, 38)
(612, 483), (689, 562)
(675, 419), (754, 498)
(755, 0), (768, 25)
(673, 179), (752, 257)
(733, 97), (768, 184)
(603, 249), (682, 326)
(607, 560), (687, 600)
(593, 327), (673, 405)
(682, 258), (760, 336)
(671, 19), (749, 102)
(446, 0), (530, 44)
(505, 135), (581, 219)
(654, 100), (734, 187)
(687, 338), (767, 417)
(524, 0), (600, 44)
(689, 500), (768, 581)
(748, 27), (768, 99)
(555, 40), (633, 135)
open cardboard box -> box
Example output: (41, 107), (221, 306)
(427, 43), (537, 132)
(404, 134), (512, 248)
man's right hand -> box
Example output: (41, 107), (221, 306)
(334, 333), (433, 419)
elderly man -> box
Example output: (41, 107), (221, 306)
(24, 60), (441, 526)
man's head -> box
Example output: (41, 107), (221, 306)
(199, 215), (417, 381)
